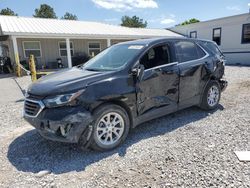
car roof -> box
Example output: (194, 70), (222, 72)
(118, 37), (215, 46)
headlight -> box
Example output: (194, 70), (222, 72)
(43, 89), (85, 108)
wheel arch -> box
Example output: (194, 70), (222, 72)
(90, 100), (134, 129)
(199, 76), (220, 105)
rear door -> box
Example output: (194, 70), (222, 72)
(174, 40), (208, 108)
(136, 42), (179, 115)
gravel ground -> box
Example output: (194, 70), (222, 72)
(0, 66), (249, 188)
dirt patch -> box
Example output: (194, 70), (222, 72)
(239, 80), (250, 89)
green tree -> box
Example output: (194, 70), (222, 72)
(0, 8), (18, 16)
(61, 12), (78, 20)
(177, 18), (200, 26)
(33, 4), (57, 19)
(121, 15), (147, 28)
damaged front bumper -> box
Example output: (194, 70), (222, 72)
(23, 104), (93, 144)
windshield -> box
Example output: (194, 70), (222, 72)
(83, 44), (145, 71)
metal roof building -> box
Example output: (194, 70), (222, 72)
(0, 15), (182, 68)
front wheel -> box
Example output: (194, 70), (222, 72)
(200, 80), (221, 110)
(89, 104), (130, 151)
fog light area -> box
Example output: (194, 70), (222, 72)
(60, 124), (72, 137)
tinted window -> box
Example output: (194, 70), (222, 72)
(197, 44), (206, 57)
(199, 41), (222, 56)
(242, 24), (250, 44)
(140, 44), (172, 70)
(175, 41), (205, 63)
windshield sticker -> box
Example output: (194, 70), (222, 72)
(128, 45), (144, 50)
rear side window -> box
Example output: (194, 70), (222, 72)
(175, 41), (206, 63)
(199, 41), (223, 56)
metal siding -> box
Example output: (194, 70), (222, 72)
(71, 39), (84, 54)
(0, 15), (182, 38)
(171, 13), (250, 65)
(42, 39), (60, 66)
(14, 38), (112, 68)
(224, 53), (250, 65)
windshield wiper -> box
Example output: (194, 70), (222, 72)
(85, 68), (102, 72)
(85, 67), (115, 72)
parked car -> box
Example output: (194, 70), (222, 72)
(23, 38), (227, 151)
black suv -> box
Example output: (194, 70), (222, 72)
(24, 38), (227, 151)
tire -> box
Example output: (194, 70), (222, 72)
(200, 80), (221, 110)
(89, 104), (130, 151)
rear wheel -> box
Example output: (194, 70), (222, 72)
(200, 80), (221, 110)
(90, 104), (130, 151)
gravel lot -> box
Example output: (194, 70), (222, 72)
(0, 66), (249, 188)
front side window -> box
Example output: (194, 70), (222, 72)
(88, 42), (101, 56)
(140, 44), (172, 70)
(190, 31), (197, 38)
(23, 41), (41, 58)
(242, 24), (250, 44)
(84, 44), (145, 71)
(175, 41), (206, 63)
(59, 41), (74, 57)
(213, 28), (221, 46)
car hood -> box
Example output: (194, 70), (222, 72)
(27, 67), (114, 96)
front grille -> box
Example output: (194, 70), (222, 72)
(24, 99), (44, 117)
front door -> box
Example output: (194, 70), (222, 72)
(136, 43), (179, 115)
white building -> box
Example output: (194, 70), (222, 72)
(170, 13), (250, 65)
(0, 15), (181, 69)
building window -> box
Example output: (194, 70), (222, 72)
(23, 41), (41, 58)
(242, 24), (250, 44)
(59, 41), (74, 57)
(190, 31), (197, 38)
(88, 42), (101, 56)
(213, 28), (222, 46)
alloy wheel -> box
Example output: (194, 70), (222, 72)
(96, 112), (125, 146)
(207, 85), (219, 107)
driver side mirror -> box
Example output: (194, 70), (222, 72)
(132, 64), (145, 81)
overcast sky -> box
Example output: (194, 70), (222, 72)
(1, 0), (250, 28)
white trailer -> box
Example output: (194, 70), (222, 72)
(170, 13), (250, 65)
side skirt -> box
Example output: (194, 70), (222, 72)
(133, 95), (201, 128)
(178, 95), (201, 110)
(133, 104), (178, 128)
